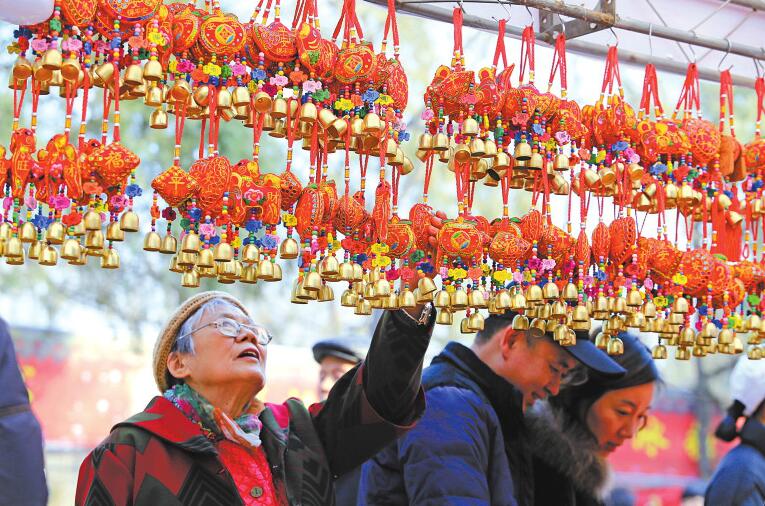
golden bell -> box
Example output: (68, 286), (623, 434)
(12, 55), (32, 81)
(279, 238), (299, 259)
(494, 289), (526, 311)
(229, 86), (250, 108)
(168, 255), (183, 273)
(18, 221), (36, 243)
(85, 230), (105, 251)
(551, 300), (568, 319)
(434, 290), (451, 308)
(193, 85), (211, 108)
(672, 297), (689, 314)
(542, 282), (559, 301)
(435, 309), (453, 326)
(338, 261), (354, 282)
(83, 210), (102, 231)
(61, 238), (82, 260)
(609, 296), (627, 314)
(514, 141), (532, 161)
(181, 232), (201, 253)
(553, 324), (570, 343)
(32, 59), (52, 83)
(270, 263), (284, 282)
(250, 90), (271, 113)
(536, 303), (552, 320)
(418, 133), (433, 150)
(674, 347), (691, 361)
(417, 276), (437, 296)
(61, 57), (81, 82)
(341, 289), (358, 307)
(552, 153), (569, 171)
(627, 311), (645, 329)
(318, 108), (337, 131)
(106, 221), (125, 242)
(169, 80), (191, 103)
(27, 240), (42, 260)
(483, 139), (498, 158)
(607, 337), (624, 355)
(320, 255), (340, 278)
(559, 283), (577, 302)
(599, 166), (617, 186)
(642, 300), (657, 319)
(139, 58), (163, 82)
(362, 112), (382, 135)
(212, 241), (234, 263)
(5, 243), (24, 264)
(525, 285), (543, 304)
(37, 244), (58, 266)
(651, 344), (667, 360)
(530, 318), (547, 333)
(718, 328), (734, 345)
(216, 88), (233, 110)
(180, 269), (201, 288)
(469, 138), (485, 159)
(145, 85), (164, 107)
(679, 327), (696, 346)
(468, 312), (485, 332)
(747, 314), (763, 331)
(160, 234), (177, 254)
(352, 263), (364, 282)
(747, 347), (763, 360)
(41, 48), (63, 71)
(451, 288), (469, 310)
(270, 97), (288, 119)
(177, 250), (198, 267)
(626, 288), (643, 307)
(255, 258), (273, 280)
(431, 132), (449, 152)
(669, 312), (685, 325)
(318, 284), (335, 302)
(572, 304), (589, 322)
(355, 299), (373, 316)
(237, 243), (259, 265)
(299, 101), (318, 123)
(506, 314), (527, 330)
(100, 248), (120, 269)
(397, 289), (416, 309)
(400, 156), (415, 175)
(527, 152), (544, 170)
(459, 317), (475, 334)
(301, 271), (322, 292)
(0, 222), (11, 240)
(374, 278), (392, 298)
(150, 109), (168, 129)
(189, 247), (212, 268)
(510, 291), (527, 311)
(119, 211), (139, 233)
(123, 64), (144, 87)
(469, 289), (487, 309)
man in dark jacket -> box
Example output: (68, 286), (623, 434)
(0, 317), (48, 505)
(359, 311), (625, 506)
(312, 335), (369, 505)
(705, 355), (765, 506)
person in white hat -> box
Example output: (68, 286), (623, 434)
(705, 356), (765, 506)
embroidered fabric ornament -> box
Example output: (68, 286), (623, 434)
(85, 142), (140, 189)
(279, 170), (302, 211)
(608, 216), (637, 266)
(409, 202), (433, 253)
(386, 218), (416, 258)
(294, 186), (325, 240)
(489, 230), (531, 266)
(198, 13), (246, 57)
(61, 0), (97, 26)
(188, 155), (232, 218)
(152, 165), (199, 207)
(591, 222), (610, 261)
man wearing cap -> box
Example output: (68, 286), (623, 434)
(75, 290), (436, 505)
(312, 336), (368, 402)
(705, 355), (765, 506)
(359, 310), (625, 506)
(312, 336), (369, 505)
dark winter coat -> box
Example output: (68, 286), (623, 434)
(76, 309), (433, 505)
(525, 401), (610, 506)
(705, 417), (765, 506)
(0, 317), (48, 506)
(360, 341), (532, 506)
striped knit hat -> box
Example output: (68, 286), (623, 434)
(153, 291), (249, 392)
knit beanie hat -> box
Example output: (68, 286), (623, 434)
(153, 291), (249, 392)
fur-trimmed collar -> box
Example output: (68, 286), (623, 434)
(525, 401), (611, 499)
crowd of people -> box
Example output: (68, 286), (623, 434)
(2, 282), (765, 505)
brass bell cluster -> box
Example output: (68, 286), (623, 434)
(0, 208), (140, 269)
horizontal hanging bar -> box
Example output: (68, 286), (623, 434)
(364, 0), (759, 88)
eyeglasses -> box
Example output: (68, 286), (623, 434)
(560, 366), (589, 387)
(178, 317), (273, 346)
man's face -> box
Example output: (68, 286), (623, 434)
(504, 332), (578, 410)
(318, 355), (357, 400)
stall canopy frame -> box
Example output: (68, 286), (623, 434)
(364, 0), (765, 87)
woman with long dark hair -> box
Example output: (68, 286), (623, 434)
(527, 330), (659, 505)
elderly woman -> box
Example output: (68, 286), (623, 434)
(526, 330), (659, 506)
(75, 290), (435, 505)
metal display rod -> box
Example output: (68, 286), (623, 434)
(365, 0), (760, 87)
